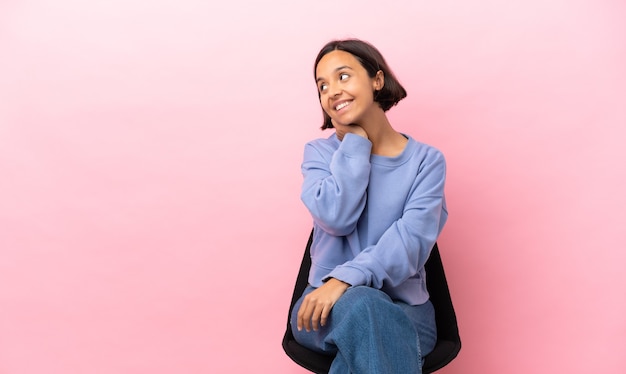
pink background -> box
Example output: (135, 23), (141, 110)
(1, 0), (625, 373)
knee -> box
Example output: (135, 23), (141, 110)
(333, 286), (393, 315)
(343, 285), (387, 300)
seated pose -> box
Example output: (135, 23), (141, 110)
(290, 39), (448, 373)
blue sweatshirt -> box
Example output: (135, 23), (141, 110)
(301, 132), (448, 305)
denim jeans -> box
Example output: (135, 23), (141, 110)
(290, 285), (437, 373)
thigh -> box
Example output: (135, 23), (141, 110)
(290, 285), (436, 357)
(396, 299), (437, 357)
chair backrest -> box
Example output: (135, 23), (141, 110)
(422, 242), (462, 372)
(282, 230), (461, 373)
(283, 231), (332, 373)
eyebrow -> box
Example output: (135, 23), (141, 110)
(316, 65), (354, 83)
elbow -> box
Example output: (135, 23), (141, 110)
(312, 213), (358, 236)
(321, 221), (357, 237)
(301, 194), (361, 236)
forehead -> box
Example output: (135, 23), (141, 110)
(315, 50), (362, 78)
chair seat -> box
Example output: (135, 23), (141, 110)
(284, 338), (333, 374)
(422, 340), (460, 372)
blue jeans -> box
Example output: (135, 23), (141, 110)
(290, 285), (437, 373)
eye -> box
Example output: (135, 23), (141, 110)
(339, 73), (349, 81)
(319, 83), (328, 92)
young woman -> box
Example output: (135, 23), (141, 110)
(290, 39), (448, 373)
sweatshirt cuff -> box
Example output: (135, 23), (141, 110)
(339, 133), (372, 157)
(324, 265), (368, 288)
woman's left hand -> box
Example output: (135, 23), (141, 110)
(296, 278), (350, 332)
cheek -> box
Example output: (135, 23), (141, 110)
(359, 84), (376, 100)
(320, 99), (332, 114)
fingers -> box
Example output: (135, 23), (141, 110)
(333, 123), (368, 140)
(296, 301), (305, 331)
(297, 299), (320, 332)
(296, 295), (331, 332)
(296, 300), (309, 332)
(297, 297), (313, 331)
(296, 280), (349, 332)
(309, 304), (322, 331)
(320, 305), (330, 327)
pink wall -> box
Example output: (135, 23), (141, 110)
(1, 0), (625, 373)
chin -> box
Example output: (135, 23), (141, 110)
(332, 117), (355, 127)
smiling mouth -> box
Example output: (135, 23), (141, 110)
(335, 101), (352, 111)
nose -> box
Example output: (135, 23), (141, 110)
(328, 82), (342, 97)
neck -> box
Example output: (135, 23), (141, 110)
(359, 110), (408, 157)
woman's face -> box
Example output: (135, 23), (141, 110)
(315, 50), (382, 127)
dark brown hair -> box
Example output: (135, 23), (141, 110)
(314, 39), (407, 129)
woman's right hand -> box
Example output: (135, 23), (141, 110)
(333, 121), (368, 141)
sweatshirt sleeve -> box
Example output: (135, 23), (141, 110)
(325, 148), (448, 288)
(300, 133), (372, 236)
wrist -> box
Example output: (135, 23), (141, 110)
(326, 277), (351, 289)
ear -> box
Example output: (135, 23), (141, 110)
(373, 70), (385, 91)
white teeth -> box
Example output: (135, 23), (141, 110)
(335, 101), (351, 111)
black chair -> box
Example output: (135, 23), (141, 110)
(282, 230), (461, 373)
